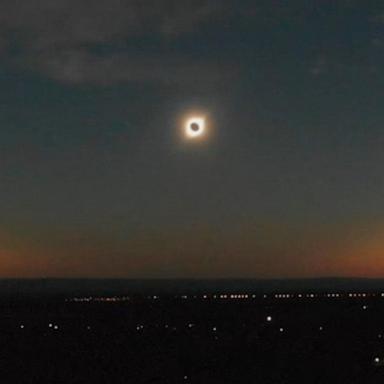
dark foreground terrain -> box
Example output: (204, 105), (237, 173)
(2, 287), (384, 383)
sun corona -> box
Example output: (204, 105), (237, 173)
(185, 117), (206, 139)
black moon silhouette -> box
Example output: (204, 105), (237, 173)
(190, 122), (200, 132)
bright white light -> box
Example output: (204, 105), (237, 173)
(185, 117), (205, 138)
(267, 316), (272, 322)
(375, 357), (380, 363)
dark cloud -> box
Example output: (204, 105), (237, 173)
(28, 49), (237, 86)
(0, 0), (234, 86)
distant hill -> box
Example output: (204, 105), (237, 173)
(0, 278), (384, 299)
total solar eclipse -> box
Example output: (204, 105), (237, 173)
(185, 117), (205, 139)
(190, 122), (200, 132)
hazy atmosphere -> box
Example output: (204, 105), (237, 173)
(1, 0), (384, 278)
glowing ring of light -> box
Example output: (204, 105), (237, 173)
(185, 117), (205, 138)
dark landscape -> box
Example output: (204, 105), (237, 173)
(1, 279), (384, 383)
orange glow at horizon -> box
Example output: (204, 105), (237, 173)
(1, 223), (384, 278)
(334, 227), (384, 277)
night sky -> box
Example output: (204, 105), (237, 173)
(1, 1), (384, 278)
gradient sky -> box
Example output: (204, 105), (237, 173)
(1, 0), (384, 278)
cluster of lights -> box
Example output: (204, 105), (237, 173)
(230, 294), (249, 299)
(70, 296), (130, 302)
(274, 293), (319, 299)
(275, 294), (292, 299)
(201, 293), (257, 300)
(69, 291), (383, 303)
(271, 292), (378, 300)
(70, 297), (93, 302)
(348, 293), (369, 298)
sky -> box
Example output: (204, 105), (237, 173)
(1, 0), (384, 278)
